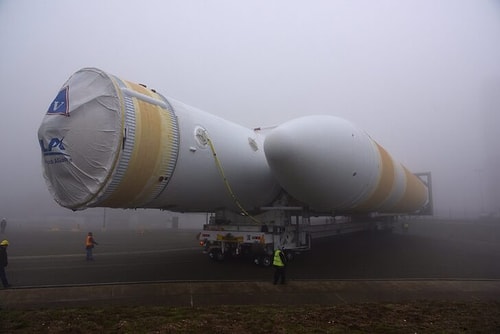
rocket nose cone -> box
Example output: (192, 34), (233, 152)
(263, 125), (297, 165)
(38, 68), (123, 209)
(263, 116), (336, 207)
(263, 115), (377, 211)
(264, 115), (342, 171)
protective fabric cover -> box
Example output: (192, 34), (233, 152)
(38, 68), (124, 209)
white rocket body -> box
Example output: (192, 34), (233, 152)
(38, 68), (428, 215)
(265, 116), (428, 213)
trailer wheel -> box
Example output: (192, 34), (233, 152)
(261, 255), (272, 267)
(209, 249), (225, 262)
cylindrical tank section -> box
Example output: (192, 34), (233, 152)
(38, 68), (280, 212)
(39, 68), (428, 215)
(263, 116), (429, 214)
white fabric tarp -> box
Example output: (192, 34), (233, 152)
(38, 68), (123, 209)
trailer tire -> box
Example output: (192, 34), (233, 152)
(209, 249), (225, 262)
(261, 255), (272, 267)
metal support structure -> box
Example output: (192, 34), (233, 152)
(415, 172), (433, 216)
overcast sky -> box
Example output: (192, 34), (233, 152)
(0, 0), (499, 223)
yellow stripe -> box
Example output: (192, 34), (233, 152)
(389, 166), (428, 213)
(101, 82), (168, 207)
(355, 142), (395, 211)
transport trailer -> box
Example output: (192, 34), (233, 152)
(196, 208), (399, 266)
(198, 224), (307, 266)
(197, 208), (310, 266)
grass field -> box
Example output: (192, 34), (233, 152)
(2, 301), (500, 333)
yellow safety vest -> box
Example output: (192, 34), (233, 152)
(273, 249), (284, 267)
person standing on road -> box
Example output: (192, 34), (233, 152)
(273, 247), (287, 285)
(85, 232), (98, 261)
(0, 239), (10, 288)
(0, 218), (7, 234)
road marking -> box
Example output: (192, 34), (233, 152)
(10, 247), (200, 260)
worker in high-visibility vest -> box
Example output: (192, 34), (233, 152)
(85, 232), (99, 261)
(0, 239), (10, 288)
(273, 247), (287, 285)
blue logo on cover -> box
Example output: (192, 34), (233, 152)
(39, 137), (71, 164)
(39, 138), (69, 157)
(47, 86), (69, 115)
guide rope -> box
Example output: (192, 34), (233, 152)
(203, 130), (261, 224)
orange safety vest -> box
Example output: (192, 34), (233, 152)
(85, 236), (94, 247)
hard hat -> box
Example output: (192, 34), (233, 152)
(0, 240), (9, 246)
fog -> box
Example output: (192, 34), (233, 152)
(1, 0), (499, 229)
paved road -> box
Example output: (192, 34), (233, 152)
(2, 219), (500, 287)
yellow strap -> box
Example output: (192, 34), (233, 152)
(203, 131), (261, 224)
